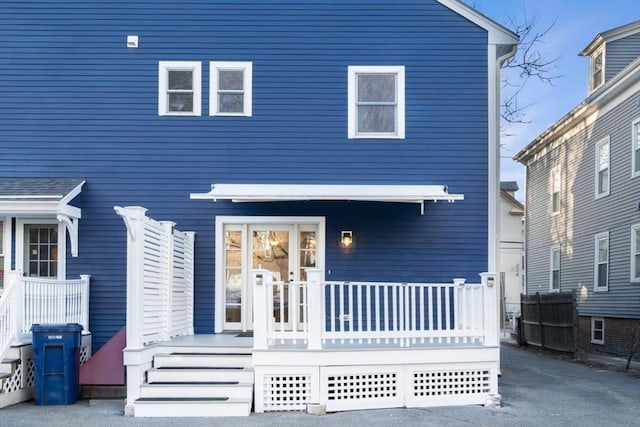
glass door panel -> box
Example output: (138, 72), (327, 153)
(251, 227), (292, 324)
(224, 229), (243, 326)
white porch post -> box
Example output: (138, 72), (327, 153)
(160, 221), (176, 341)
(185, 231), (196, 336)
(115, 206), (148, 350)
(252, 269), (272, 350)
(7, 271), (24, 339)
(305, 268), (323, 350)
(481, 272), (499, 346)
(80, 274), (91, 331)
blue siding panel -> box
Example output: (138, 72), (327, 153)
(0, 0), (490, 349)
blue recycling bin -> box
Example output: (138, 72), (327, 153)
(31, 323), (83, 405)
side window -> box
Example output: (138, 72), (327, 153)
(591, 318), (604, 344)
(550, 166), (561, 214)
(595, 136), (610, 198)
(209, 62), (253, 117)
(632, 224), (640, 282)
(348, 65), (405, 139)
(590, 48), (604, 93)
(158, 61), (202, 116)
(594, 232), (609, 291)
(550, 246), (560, 292)
(632, 118), (640, 178)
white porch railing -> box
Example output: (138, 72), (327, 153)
(0, 271), (90, 361)
(115, 206), (195, 349)
(253, 268), (499, 350)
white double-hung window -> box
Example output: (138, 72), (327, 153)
(550, 166), (561, 214)
(594, 231), (609, 291)
(632, 224), (640, 282)
(550, 246), (560, 292)
(595, 136), (610, 198)
(348, 66), (405, 139)
(590, 47), (604, 93)
(158, 61), (202, 116)
(632, 118), (640, 178)
(210, 62), (253, 117)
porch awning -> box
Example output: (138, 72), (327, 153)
(190, 183), (464, 215)
(0, 178), (85, 256)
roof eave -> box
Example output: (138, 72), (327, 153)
(436, 0), (519, 45)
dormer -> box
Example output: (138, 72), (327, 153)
(580, 20), (640, 94)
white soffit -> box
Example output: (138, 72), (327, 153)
(191, 183), (464, 215)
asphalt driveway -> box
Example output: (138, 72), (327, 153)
(2, 345), (639, 427)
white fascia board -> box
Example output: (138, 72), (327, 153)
(191, 183), (464, 204)
(436, 0), (518, 45)
(59, 180), (85, 205)
(0, 200), (61, 215)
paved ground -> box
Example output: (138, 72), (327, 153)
(2, 345), (639, 427)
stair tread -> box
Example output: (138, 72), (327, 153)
(135, 397), (250, 403)
(143, 381), (248, 387)
(151, 366), (252, 371)
(1, 358), (20, 364)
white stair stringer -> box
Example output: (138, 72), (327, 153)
(134, 351), (254, 417)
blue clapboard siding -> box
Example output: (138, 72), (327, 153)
(0, 0), (489, 349)
(605, 32), (640, 81)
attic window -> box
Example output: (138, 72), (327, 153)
(158, 61), (202, 116)
(590, 47), (604, 92)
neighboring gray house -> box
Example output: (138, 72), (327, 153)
(515, 21), (640, 357)
(499, 181), (524, 325)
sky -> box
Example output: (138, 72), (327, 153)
(468, 0), (640, 202)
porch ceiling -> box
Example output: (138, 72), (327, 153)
(190, 183), (464, 215)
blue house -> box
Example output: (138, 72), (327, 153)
(0, 0), (517, 416)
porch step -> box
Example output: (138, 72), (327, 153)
(153, 353), (252, 369)
(134, 348), (255, 417)
(139, 382), (253, 399)
(133, 397), (251, 417)
(147, 367), (254, 383)
(0, 358), (20, 375)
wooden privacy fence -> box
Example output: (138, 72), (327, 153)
(520, 291), (578, 356)
(115, 206), (195, 349)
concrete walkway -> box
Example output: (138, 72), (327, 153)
(2, 345), (639, 426)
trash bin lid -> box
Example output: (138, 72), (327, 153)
(31, 323), (84, 333)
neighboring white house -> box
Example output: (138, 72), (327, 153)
(499, 181), (525, 326)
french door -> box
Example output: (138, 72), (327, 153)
(217, 217), (324, 332)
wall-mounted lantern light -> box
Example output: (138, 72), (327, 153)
(341, 230), (353, 248)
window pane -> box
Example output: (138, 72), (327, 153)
(598, 143), (609, 169)
(29, 261), (38, 276)
(593, 330), (603, 340)
(358, 105), (395, 133)
(598, 239), (608, 262)
(552, 193), (559, 212)
(218, 94), (244, 113)
(598, 264), (607, 287)
(168, 70), (193, 90)
(598, 169), (609, 194)
(168, 93), (194, 112)
(357, 74), (395, 102)
(219, 70), (243, 90)
(552, 271), (559, 290)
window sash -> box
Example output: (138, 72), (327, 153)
(595, 234), (609, 290)
(158, 61), (201, 116)
(550, 247), (560, 291)
(633, 122), (640, 176)
(633, 225), (640, 281)
(591, 51), (604, 90)
(596, 139), (610, 196)
(210, 62), (252, 117)
(591, 318), (604, 344)
(551, 168), (561, 213)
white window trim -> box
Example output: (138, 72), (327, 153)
(589, 45), (605, 93)
(15, 218), (66, 280)
(595, 136), (610, 199)
(594, 231), (609, 292)
(348, 65), (405, 139)
(214, 216), (325, 333)
(158, 61), (202, 116)
(209, 61), (253, 117)
(632, 224), (640, 283)
(550, 165), (561, 215)
(549, 246), (560, 292)
(632, 117), (640, 179)
(591, 317), (605, 345)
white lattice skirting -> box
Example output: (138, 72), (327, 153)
(0, 335), (91, 408)
(255, 360), (498, 412)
